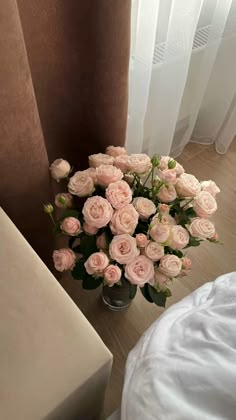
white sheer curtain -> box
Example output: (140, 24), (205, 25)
(126, 0), (236, 157)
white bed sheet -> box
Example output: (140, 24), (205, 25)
(121, 272), (236, 420)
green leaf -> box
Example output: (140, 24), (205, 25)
(185, 237), (201, 248)
(61, 209), (79, 220)
(71, 261), (86, 280)
(80, 235), (98, 258)
(140, 284), (153, 303)
(148, 285), (166, 307)
(129, 284), (137, 300)
(82, 275), (103, 290)
(185, 207), (197, 218)
(164, 247), (183, 259)
(69, 237), (77, 248)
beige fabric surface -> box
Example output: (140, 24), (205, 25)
(0, 208), (113, 420)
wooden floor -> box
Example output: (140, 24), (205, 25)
(60, 140), (236, 417)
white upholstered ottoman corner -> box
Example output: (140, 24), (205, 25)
(0, 207), (113, 420)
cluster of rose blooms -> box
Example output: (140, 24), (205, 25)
(46, 145), (220, 298)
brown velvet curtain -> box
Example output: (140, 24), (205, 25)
(0, 0), (131, 265)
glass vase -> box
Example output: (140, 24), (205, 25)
(102, 277), (133, 311)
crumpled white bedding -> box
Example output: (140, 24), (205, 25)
(121, 272), (236, 420)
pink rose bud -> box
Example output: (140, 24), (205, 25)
(83, 223), (99, 236)
(158, 204), (170, 215)
(60, 217), (81, 236)
(84, 252), (109, 275)
(182, 257), (191, 270)
(104, 265), (122, 286)
(53, 248), (76, 272)
(50, 158), (71, 181)
(136, 233), (149, 248)
(55, 193), (73, 208)
(96, 232), (108, 249)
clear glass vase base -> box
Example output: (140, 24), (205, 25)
(102, 294), (131, 311)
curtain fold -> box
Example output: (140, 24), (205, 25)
(126, 0), (236, 157)
(0, 0), (131, 263)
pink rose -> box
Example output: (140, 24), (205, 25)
(157, 185), (177, 203)
(175, 173), (201, 197)
(53, 248), (76, 272)
(50, 158), (71, 181)
(193, 191), (217, 218)
(133, 197), (156, 220)
(106, 145), (127, 158)
(145, 241), (164, 262)
(82, 196), (113, 228)
(159, 254), (182, 277)
(158, 204), (170, 215)
(114, 155), (130, 173)
(152, 270), (169, 287)
(201, 180), (220, 197)
(104, 265), (122, 286)
(82, 167), (97, 184)
(169, 225), (189, 250)
(149, 222), (171, 244)
(61, 217), (81, 236)
(136, 233), (149, 248)
(155, 270), (169, 287)
(84, 252), (109, 275)
(83, 223), (99, 236)
(161, 214), (176, 225)
(175, 162), (185, 176)
(125, 255), (154, 286)
(68, 171), (94, 197)
(188, 218), (215, 239)
(105, 180), (132, 209)
(159, 169), (177, 185)
(96, 232), (108, 249)
(96, 164), (123, 188)
(127, 154), (152, 174)
(159, 156), (171, 171)
(89, 153), (114, 168)
(123, 174), (135, 185)
(109, 234), (139, 264)
(55, 193), (73, 208)
(180, 256), (192, 277)
(110, 204), (139, 235)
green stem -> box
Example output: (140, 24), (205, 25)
(142, 168), (153, 188)
(151, 167), (155, 198)
(49, 213), (56, 225)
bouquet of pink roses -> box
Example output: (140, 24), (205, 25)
(45, 145), (220, 307)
